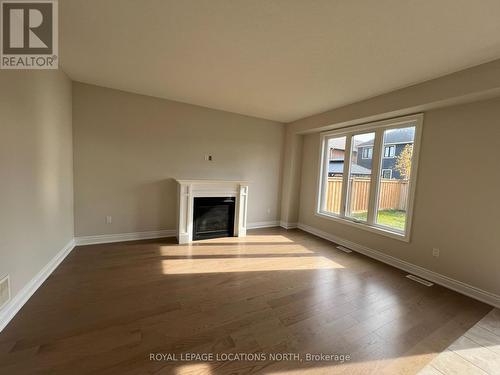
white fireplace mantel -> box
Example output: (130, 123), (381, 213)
(175, 179), (249, 244)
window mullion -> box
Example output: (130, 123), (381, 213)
(339, 135), (352, 218)
(367, 129), (383, 224)
(319, 136), (330, 212)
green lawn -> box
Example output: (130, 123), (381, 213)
(352, 210), (406, 231)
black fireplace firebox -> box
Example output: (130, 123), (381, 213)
(193, 197), (235, 240)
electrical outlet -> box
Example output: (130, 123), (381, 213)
(267, 208), (271, 215)
(204, 155), (213, 161)
(432, 248), (440, 257)
(106, 216), (112, 224)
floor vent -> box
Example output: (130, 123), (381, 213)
(0, 275), (10, 310)
(336, 245), (352, 253)
(406, 274), (433, 287)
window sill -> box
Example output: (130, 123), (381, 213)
(315, 211), (410, 242)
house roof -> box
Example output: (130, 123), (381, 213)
(329, 161), (371, 175)
(357, 126), (416, 147)
(329, 138), (365, 152)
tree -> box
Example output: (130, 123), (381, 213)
(395, 144), (413, 180)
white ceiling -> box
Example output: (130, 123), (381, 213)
(60, 0), (500, 122)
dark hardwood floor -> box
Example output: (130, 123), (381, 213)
(0, 228), (493, 374)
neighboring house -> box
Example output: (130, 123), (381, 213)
(328, 161), (371, 177)
(356, 127), (415, 179)
(328, 145), (371, 177)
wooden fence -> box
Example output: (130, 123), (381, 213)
(325, 177), (409, 213)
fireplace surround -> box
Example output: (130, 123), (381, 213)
(175, 180), (249, 244)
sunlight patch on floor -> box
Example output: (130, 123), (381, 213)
(418, 308), (500, 375)
(175, 363), (212, 375)
(162, 256), (344, 274)
(159, 244), (314, 256)
(267, 361), (351, 374)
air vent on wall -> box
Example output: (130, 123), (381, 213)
(0, 275), (10, 310)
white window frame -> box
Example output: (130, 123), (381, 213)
(361, 147), (373, 159)
(383, 145), (396, 158)
(316, 114), (423, 242)
(381, 169), (393, 179)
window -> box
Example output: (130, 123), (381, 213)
(322, 136), (346, 214)
(317, 114), (422, 241)
(361, 147), (372, 159)
(329, 146), (344, 160)
(384, 145), (396, 158)
(376, 127), (415, 232)
(381, 169), (392, 179)
(346, 133), (375, 222)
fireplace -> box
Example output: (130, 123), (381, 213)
(175, 179), (248, 244)
(193, 197), (235, 240)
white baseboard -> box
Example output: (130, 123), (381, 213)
(0, 239), (75, 332)
(75, 229), (176, 246)
(0, 222), (276, 332)
(3, 224), (497, 334)
(297, 223), (500, 309)
(247, 220), (280, 229)
(280, 221), (298, 229)
(76, 223), (282, 246)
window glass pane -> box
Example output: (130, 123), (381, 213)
(362, 147), (372, 159)
(384, 145), (395, 158)
(324, 136), (346, 215)
(390, 146), (395, 157)
(376, 126), (415, 231)
(382, 169), (392, 179)
(346, 132), (375, 222)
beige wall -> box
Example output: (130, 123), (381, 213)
(288, 59), (500, 134)
(73, 83), (284, 236)
(298, 97), (500, 295)
(0, 70), (74, 300)
(281, 60), (500, 226)
(280, 132), (303, 226)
